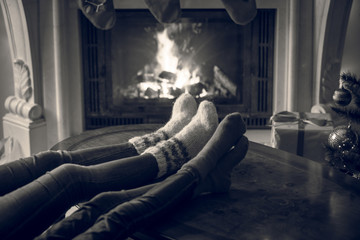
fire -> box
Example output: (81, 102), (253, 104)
(156, 28), (178, 74)
(122, 23), (236, 100)
(147, 25), (203, 99)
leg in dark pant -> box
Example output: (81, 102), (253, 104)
(37, 183), (157, 240)
(0, 102), (219, 240)
(0, 143), (138, 196)
(0, 93), (198, 197)
(0, 153), (159, 240)
(74, 168), (199, 240)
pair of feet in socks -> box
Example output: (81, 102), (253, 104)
(129, 93), (249, 194)
(76, 0), (257, 30)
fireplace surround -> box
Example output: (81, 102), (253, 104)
(81, 8), (275, 130)
(2, 0), (352, 154)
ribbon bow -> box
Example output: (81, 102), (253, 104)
(270, 111), (330, 127)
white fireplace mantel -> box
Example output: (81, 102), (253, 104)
(0, 0), (351, 157)
(0, 0), (83, 156)
(0, 0), (46, 158)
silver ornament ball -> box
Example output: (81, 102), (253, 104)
(328, 125), (359, 152)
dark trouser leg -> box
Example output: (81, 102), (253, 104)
(36, 183), (157, 240)
(0, 143), (137, 196)
(74, 166), (200, 240)
(0, 153), (158, 240)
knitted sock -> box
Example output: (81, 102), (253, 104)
(193, 135), (249, 197)
(76, 0), (116, 30)
(144, 100), (218, 178)
(128, 93), (197, 154)
(182, 112), (247, 181)
(221, 0), (257, 25)
(144, 0), (181, 23)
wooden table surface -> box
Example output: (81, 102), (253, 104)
(52, 124), (360, 240)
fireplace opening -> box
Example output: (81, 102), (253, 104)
(81, 9), (275, 130)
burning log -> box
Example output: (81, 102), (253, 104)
(186, 82), (206, 97)
(213, 81), (228, 97)
(144, 87), (160, 98)
(158, 71), (177, 83)
(213, 65), (237, 97)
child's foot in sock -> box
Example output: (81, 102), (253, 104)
(193, 136), (249, 197)
(77, 0), (116, 30)
(182, 112), (247, 181)
(129, 93), (197, 154)
(144, 100), (219, 178)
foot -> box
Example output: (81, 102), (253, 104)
(144, 100), (219, 178)
(182, 112), (247, 180)
(129, 93), (197, 153)
(77, 0), (116, 30)
(194, 136), (249, 196)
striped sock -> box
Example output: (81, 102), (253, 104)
(144, 100), (218, 178)
(128, 93), (197, 154)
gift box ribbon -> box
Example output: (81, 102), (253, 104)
(270, 111), (331, 156)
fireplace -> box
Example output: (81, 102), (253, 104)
(81, 9), (275, 130)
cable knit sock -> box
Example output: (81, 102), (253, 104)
(193, 135), (249, 197)
(144, 100), (218, 178)
(221, 0), (257, 25)
(129, 93), (197, 154)
(182, 112), (247, 181)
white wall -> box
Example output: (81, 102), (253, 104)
(0, 8), (13, 139)
(341, 0), (360, 75)
(38, 0), (84, 148)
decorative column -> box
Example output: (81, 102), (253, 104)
(1, 0), (46, 158)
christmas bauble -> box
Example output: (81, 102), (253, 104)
(328, 125), (359, 152)
(332, 88), (352, 106)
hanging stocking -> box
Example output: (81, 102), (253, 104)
(77, 0), (116, 30)
(221, 0), (257, 25)
(144, 0), (181, 23)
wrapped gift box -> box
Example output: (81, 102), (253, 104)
(270, 111), (333, 161)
